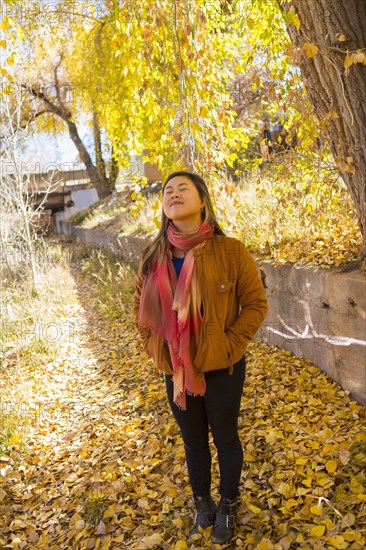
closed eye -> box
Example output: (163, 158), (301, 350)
(165, 187), (188, 194)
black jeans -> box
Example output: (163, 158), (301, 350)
(165, 355), (246, 500)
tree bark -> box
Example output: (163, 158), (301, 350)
(277, 0), (366, 257)
(92, 107), (116, 198)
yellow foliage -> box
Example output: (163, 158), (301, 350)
(344, 50), (366, 69)
(310, 503), (323, 516)
(326, 535), (348, 549)
(303, 42), (319, 58)
(310, 525), (325, 536)
(325, 459), (338, 473)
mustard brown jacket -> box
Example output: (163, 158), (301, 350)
(133, 234), (268, 375)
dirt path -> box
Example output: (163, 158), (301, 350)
(1, 260), (365, 549)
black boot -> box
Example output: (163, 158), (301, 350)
(211, 495), (240, 545)
(190, 494), (216, 538)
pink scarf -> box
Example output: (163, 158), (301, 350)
(138, 221), (214, 409)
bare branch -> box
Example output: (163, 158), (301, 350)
(21, 83), (70, 120)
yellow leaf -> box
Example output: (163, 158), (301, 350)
(200, 105), (209, 118)
(343, 530), (362, 542)
(344, 54), (353, 69)
(103, 504), (115, 519)
(112, 535), (125, 543)
(16, 27), (24, 40)
(174, 541), (188, 550)
(350, 478), (364, 494)
(310, 525), (326, 536)
(245, 453), (256, 461)
(292, 15), (301, 30)
(258, 539), (274, 550)
(247, 17), (255, 30)
(297, 487), (311, 496)
(303, 42), (319, 58)
(140, 533), (163, 548)
(310, 503), (323, 516)
(302, 478), (312, 487)
(9, 434), (22, 444)
(172, 518), (184, 528)
(327, 535), (347, 549)
(322, 518), (335, 530)
(284, 498), (298, 510)
(248, 504), (261, 514)
(7, 54), (15, 67)
(353, 49), (366, 64)
(318, 475), (333, 487)
(278, 481), (293, 497)
(326, 459), (337, 473)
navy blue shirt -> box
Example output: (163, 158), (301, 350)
(172, 255), (185, 278)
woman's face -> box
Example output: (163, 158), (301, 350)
(162, 175), (204, 224)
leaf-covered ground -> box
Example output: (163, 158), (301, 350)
(1, 255), (365, 549)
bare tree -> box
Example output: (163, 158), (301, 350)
(0, 84), (57, 288)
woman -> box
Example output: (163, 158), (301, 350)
(133, 171), (268, 544)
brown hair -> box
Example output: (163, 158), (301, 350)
(138, 171), (226, 276)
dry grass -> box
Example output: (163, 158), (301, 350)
(0, 236), (79, 453)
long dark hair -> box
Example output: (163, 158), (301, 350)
(138, 171), (226, 276)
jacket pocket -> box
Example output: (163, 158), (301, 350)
(216, 279), (235, 320)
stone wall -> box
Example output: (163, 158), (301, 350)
(258, 263), (366, 406)
(58, 221), (366, 406)
(58, 221), (149, 263)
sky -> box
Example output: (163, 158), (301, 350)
(21, 131), (84, 172)
(0, 123), (89, 177)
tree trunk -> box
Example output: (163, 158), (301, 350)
(109, 146), (119, 188)
(277, 0), (366, 257)
(92, 108), (116, 198)
(67, 113), (117, 199)
(65, 116), (110, 198)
